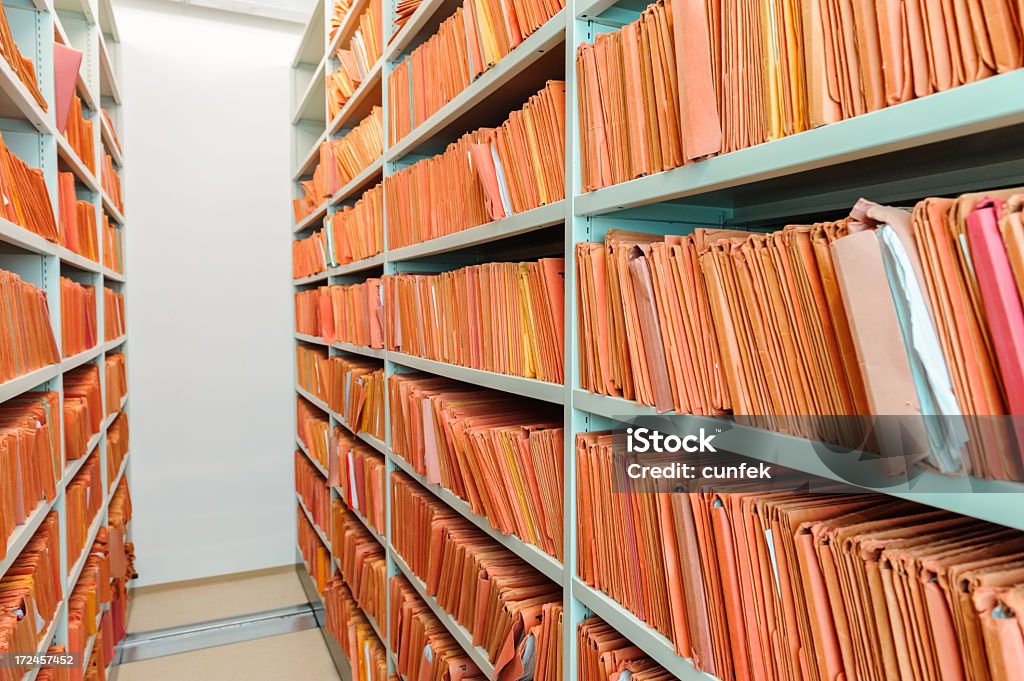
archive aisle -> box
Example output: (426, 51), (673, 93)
(0, 0), (135, 678)
(289, 1), (1024, 680)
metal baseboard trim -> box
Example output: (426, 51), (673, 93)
(116, 602), (319, 664)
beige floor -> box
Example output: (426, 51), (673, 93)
(114, 628), (341, 681)
(127, 567), (309, 633)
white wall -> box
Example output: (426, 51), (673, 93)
(116, 0), (301, 586)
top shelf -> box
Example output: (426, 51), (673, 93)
(98, 0), (120, 41)
(575, 70), (1024, 220)
(293, 0), (326, 67)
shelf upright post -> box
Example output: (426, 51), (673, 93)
(561, 5), (588, 680)
(380, 0), (398, 669)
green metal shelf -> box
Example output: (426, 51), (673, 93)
(573, 389), (1024, 530)
(386, 201), (565, 262)
(388, 351), (564, 404)
(390, 452), (564, 584)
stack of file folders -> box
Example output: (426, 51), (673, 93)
(334, 435), (385, 536)
(0, 512), (61, 672)
(105, 353), (127, 414)
(292, 182), (383, 278)
(58, 173), (99, 261)
(295, 346), (385, 437)
(65, 93), (95, 170)
(60, 277), (97, 357)
(329, 0), (352, 41)
(295, 450), (331, 532)
(383, 257), (565, 382)
(576, 0), (1024, 192)
(106, 480), (134, 591)
(65, 453), (102, 570)
(390, 471), (562, 678)
(388, 372), (564, 558)
(329, 0), (382, 120)
(388, 574), (483, 681)
(101, 152), (123, 215)
(332, 503), (386, 627)
(577, 431), (1024, 681)
(102, 215), (123, 274)
(294, 280), (384, 347)
(293, 154), (329, 224)
(292, 230), (328, 279)
(101, 110), (122, 157)
(576, 189), (1024, 480)
(297, 396), (337, 471)
(329, 182), (383, 262)
(0, 269), (59, 382)
(297, 508), (331, 594)
(324, 577), (388, 681)
(392, 0), (421, 33)
(104, 287), (125, 340)
(329, 107), (383, 190)
(386, 82), (565, 248)
(387, 0), (564, 146)
(106, 413), (128, 481)
(0, 134), (58, 242)
(578, 616), (668, 681)
(0, 392), (60, 559)
(67, 545), (110, 674)
(0, 5), (47, 111)
(64, 364), (102, 461)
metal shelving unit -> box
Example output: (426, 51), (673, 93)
(0, 0), (131, 676)
(290, 0), (1024, 679)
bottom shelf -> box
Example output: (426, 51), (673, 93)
(295, 555), (352, 681)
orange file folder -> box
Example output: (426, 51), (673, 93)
(0, 133), (59, 243)
(324, 578), (388, 681)
(296, 449), (331, 532)
(297, 396), (338, 472)
(576, 0), (1023, 192)
(101, 110), (122, 156)
(578, 616), (669, 681)
(100, 152), (122, 215)
(388, 0), (565, 146)
(331, 107), (383, 190)
(106, 413), (128, 482)
(384, 257), (565, 382)
(104, 353), (127, 415)
(329, 0), (353, 40)
(334, 435), (385, 535)
(63, 364), (102, 461)
(575, 187), (1024, 479)
(0, 269), (59, 382)
(101, 214), (124, 274)
(0, 4), (47, 111)
(332, 503), (386, 627)
(295, 345), (385, 439)
(386, 83), (565, 248)
(0, 392), (60, 558)
(0, 512), (62, 669)
(57, 172), (99, 262)
(103, 287), (125, 341)
(388, 575), (484, 681)
(388, 372), (564, 558)
(297, 508), (332, 595)
(65, 453), (102, 571)
(390, 471), (562, 677)
(295, 280), (383, 347)
(60, 277), (97, 358)
(64, 93), (95, 169)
